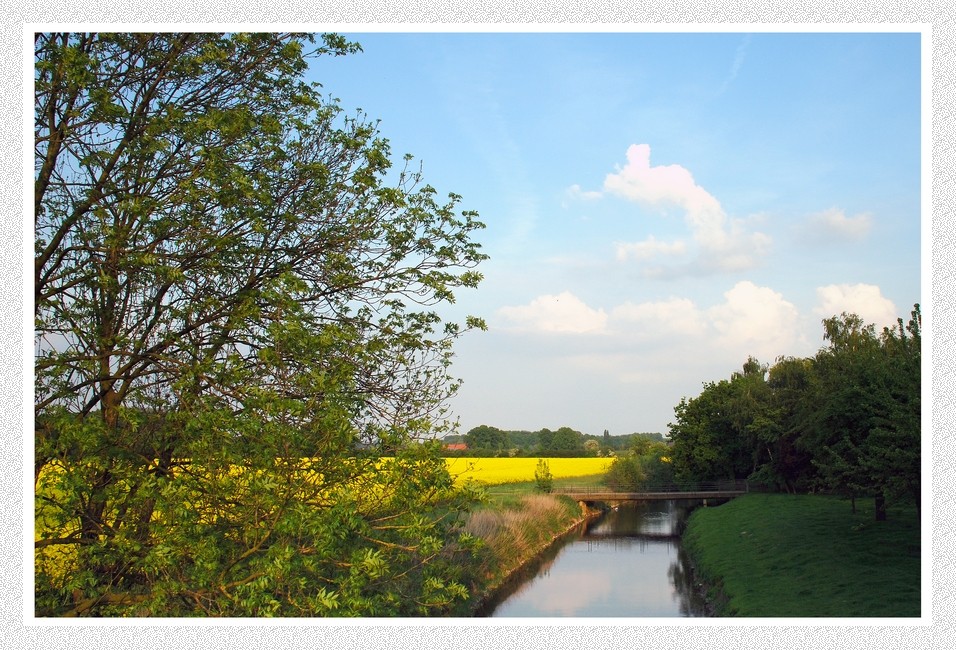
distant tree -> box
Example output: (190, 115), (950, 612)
(463, 425), (509, 453)
(552, 426), (583, 452)
(536, 428), (554, 452)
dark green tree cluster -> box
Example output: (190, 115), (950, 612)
(34, 32), (487, 616)
(667, 306), (921, 520)
(537, 426), (584, 454)
(448, 426), (666, 457)
(462, 424), (510, 453)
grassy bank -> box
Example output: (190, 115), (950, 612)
(683, 493), (921, 617)
(458, 489), (595, 613)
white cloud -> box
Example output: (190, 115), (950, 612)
(609, 297), (707, 339)
(706, 281), (804, 360)
(614, 236), (687, 262)
(696, 217), (773, 272)
(804, 207), (873, 241)
(814, 283), (898, 329)
(496, 291), (608, 334)
(496, 282), (809, 368)
(565, 183), (603, 201)
(601, 144), (771, 274)
(603, 144), (723, 219)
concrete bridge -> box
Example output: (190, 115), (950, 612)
(553, 480), (749, 504)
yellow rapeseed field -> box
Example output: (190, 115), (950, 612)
(444, 457), (612, 486)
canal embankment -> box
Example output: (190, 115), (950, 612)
(461, 492), (601, 614)
(682, 493), (921, 617)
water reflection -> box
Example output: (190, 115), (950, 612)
(483, 500), (710, 617)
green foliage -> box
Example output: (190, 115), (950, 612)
(604, 454), (645, 490)
(533, 459), (553, 493)
(668, 306), (921, 520)
(604, 442), (674, 490)
(800, 307), (922, 518)
(463, 425), (510, 454)
(668, 369), (757, 484)
(34, 32), (487, 616)
(537, 426), (584, 454)
(442, 428), (665, 457)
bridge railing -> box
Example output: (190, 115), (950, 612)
(552, 479), (749, 495)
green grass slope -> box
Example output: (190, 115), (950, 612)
(683, 493), (921, 617)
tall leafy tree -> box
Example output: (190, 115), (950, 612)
(866, 305), (921, 516)
(34, 32), (487, 616)
(799, 308), (921, 520)
(668, 362), (761, 484)
(757, 355), (816, 492)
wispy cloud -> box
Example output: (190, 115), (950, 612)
(801, 207), (874, 242)
(716, 34), (752, 96)
(565, 183), (603, 201)
(614, 236), (687, 262)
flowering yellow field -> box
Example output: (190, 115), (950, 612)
(444, 457), (613, 486)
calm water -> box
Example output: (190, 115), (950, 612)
(481, 500), (710, 617)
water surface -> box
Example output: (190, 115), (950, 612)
(483, 500), (709, 617)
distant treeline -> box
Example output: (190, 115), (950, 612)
(441, 426), (666, 457)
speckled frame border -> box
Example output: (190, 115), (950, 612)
(5, 3), (950, 648)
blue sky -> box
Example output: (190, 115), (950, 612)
(306, 30), (923, 438)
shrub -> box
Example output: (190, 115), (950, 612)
(534, 459), (553, 493)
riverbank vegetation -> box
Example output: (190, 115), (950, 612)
(461, 493), (587, 612)
(683, 493), (921, 616)
(668, 306), (921, 521)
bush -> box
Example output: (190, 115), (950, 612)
(534, 459), (553, 493)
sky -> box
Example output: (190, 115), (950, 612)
(304, 29), (924, 438)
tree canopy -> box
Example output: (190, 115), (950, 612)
(667, 307), (921, 520)
(34, 32), (487, 616)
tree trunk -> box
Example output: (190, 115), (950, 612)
(875, 494), (887, 521)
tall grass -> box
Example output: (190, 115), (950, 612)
(463, 494), (584, 592)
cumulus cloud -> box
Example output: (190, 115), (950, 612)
(609, 297), (708, 339)
(496, 291), (608, 334)
(614, 236), (687, 262)
(706, 281), (803, 359)
(603, 144), (723, 219)
(814, 283), (898, 329)
(495, 281), (809, 364)
(601, 144), (771, 274)
(803, 207), (874, 242)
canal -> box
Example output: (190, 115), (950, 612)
(478, 500), (711, 617)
